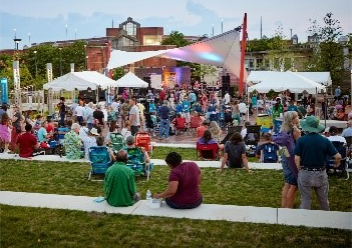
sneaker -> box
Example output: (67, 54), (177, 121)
(165, 138), (169, 141)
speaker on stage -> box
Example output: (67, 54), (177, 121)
(143, 76), (151, 89)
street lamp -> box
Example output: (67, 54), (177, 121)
(28, 32), (31, 46)
(33, 51), (38, 76)
(59, 47), (62, 76)
(84, 44), (87, 70)
(65, 24), (68, 39)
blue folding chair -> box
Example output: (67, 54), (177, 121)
(88, 146), (113, 181)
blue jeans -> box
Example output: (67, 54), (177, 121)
(298, 170), (329, 210)
(87, 123), (93, 130)
(159, 119), (170, 139)
(60, 112), (65, 126)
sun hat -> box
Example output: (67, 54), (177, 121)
(89, 127), (99, 136)
(126, 135), (135, 145)
(300, 116), (325, 133)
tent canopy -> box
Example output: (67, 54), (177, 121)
(43, 71), (117, 91)
(247, 71), (326, 94)
(107, 29), (246, 79)
(114, 72), (148, 88)
(247, 71), (332, 86)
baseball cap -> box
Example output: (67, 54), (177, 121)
(126, 136), (135, 145)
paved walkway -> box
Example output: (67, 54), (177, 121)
(1, 191), (350, 230)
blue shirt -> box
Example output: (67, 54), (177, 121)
(287, 105), (298, 112)
(342, 127), (352, 137)
(158, 105), (170, 119)
(182, 101), (191, 112)
(294, 133), (337, 167)
(189, 92), (196, 103)
(335, 88), (341, 97)
(37, 127), (47, 142)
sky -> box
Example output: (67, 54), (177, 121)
(0, 0), (351, 50)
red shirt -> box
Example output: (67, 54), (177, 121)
(168, 162), (202, 205)
(46, 123), (54, 133)
(17, 132), (38, 157)
(196, 126), (207, 138)
(159, 91), (166, 101)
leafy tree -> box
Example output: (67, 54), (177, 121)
(307, 12), (344, 84)
(161, 31), (191, 47)
(111, 67), (125, 80)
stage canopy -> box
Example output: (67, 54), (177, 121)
(114, 72), (148, 88)
(247, 71), (332, 86)
(107, 29), (246, 79)
(247, 71), (326, 94)
(43, 71), (116, 91)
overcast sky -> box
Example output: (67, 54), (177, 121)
(0, 0), (351, 49)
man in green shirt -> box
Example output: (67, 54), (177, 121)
(104, 150), (140, 207)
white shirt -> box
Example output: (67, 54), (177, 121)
(111, 102), (119, 112)
(239, 102), (247, 114)
(75, 106), (85, 117)
(129, 105), (140, 126)
(223, 93), (230, 105)
(327, 135), (347, 144)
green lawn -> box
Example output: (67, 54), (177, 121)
(1, 151), (351, 247)
(0, 159), (351, 211)
(1, 205), (351, 248)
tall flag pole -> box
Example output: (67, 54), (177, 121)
(239, 13), (247, 96)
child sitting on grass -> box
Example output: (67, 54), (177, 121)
(256, 133), (280, 163)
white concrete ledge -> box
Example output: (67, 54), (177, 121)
(0, 154), (283, 170)
(1, 191), (350, 230)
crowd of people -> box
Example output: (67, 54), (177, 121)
(0, 83), (351, 211)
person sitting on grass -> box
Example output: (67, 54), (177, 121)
(104, 149), (140, 207)
(63, 123), (83, 160)
(153, 152), (202, 209)
(37, 121), (50, 143)
(17, 124), (43, 158)
(125, 135), (150, 164)
(219, 132), (252, 172)
(256, 133), (280, 163)
(196, 119), (210, 138)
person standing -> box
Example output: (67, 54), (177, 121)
(273, 111), (301, 208)
(10, 105), (22, 152)
(334, 86), (341, 100)
(57, 97), (66, 126)
(294, 116), (341, 211)
(158, 100), (170, 140)
(128, 97), (140, 135)
(84, 102), (94, 130)
(75, 102), (85, 126)
(272, 97), (284, 120)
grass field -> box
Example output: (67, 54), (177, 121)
(1, 146), (351, 247)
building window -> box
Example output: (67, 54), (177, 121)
(143, 35), (162, 45)
(118, 37), (135, 47)
(123, 22), (137, 37)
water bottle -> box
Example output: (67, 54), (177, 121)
(146, 190), (152, 205)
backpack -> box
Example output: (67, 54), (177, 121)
(262, 143), (279, 163)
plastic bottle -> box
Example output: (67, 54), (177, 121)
(146, 190), (152, 205)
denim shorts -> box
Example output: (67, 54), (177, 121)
(282, 156), (298, 186)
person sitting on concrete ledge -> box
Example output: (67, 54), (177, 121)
(17, 124), (44, 158)
(104, 150), (140, 207)
(153, 152), (202, 209)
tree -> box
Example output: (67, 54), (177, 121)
(307, 12), (344, 84)
(161, 31), (191, 47)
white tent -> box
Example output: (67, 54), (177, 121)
(114, 72), (148, 88)
(247, 71), (326, 94)
(43, 71), (117, 91)
(247, 71), (332, 86)
(107, 29), (246, 79)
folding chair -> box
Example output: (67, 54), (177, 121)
(135, 132), (153, 154)
(196, 143), (220, 160)
(174, 117), (187, 135)
(110, 132), (125, 152)
(88, 146), (113, 181)
(188, 116), (202, 135)
(126, 147), (153, 181)
(327, 141), (347, 178)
